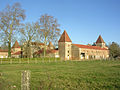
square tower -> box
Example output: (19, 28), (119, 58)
(58, 30), (72, 60)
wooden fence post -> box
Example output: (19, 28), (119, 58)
(0, 58), (2, 64)
(49, 56), (50, 62)
(10, 58), (12, 64)
(55, 57), (56, 62)
(42, 56), (44, 63)
(61, 58), (62, 62)
(21, 70), (30, 90)
(35, 58), (37, 63)
(27, 58), (29, 64)
(19, 58), (21, 64)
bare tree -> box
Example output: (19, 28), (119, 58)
(38, 14), (61, 57)
(0, 3), (25, 57)
(20, 22), (39, 58)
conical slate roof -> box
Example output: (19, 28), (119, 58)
(12, 40), (21, 48)
(96, 35), (105, 43)
(58, 30), (72, 42)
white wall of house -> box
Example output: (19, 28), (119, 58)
(0, 52), (8, 58)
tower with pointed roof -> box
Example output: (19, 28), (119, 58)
(48, 42), (54, 50)
(58, 30), (72, 60)
(12, 40), (21, 53)
(96, 35), (106, 48)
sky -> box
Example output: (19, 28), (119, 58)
(0, 0), (120, 45)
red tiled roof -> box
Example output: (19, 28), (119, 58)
(73, 44), (107, 50)
(58, 30), (72, 42)
(12, 51), (21, 55)
(34, 49), (58, 55)
(48, 42), (53, 47)
(0, 49), (8, 52)
(31, 42), (44, 45)
(96, 35), (105, 43)
(12, 41), (21, 48)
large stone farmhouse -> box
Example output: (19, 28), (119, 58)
(0, 30), (109, 60)
(59, 30), (109, 60)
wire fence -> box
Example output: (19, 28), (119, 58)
(0, 57), (62, 64)
(0, 57), (115, 65)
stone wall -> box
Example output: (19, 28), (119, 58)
(72, 45), (79, 60)
(58, 42), (65, 60)
(80, 48), (109, 60)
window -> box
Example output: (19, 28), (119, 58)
(68, 51), (69, 53)
(81, 53), (85, 57)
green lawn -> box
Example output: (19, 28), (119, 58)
(0, 60), (120, 90)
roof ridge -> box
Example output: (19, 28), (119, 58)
(73, 44), (107, 50)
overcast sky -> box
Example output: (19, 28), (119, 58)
(0, 0), (120, 45)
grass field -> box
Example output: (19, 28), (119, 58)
(0, 59), (120, 90)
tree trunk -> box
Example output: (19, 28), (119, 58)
(8, 22), (13, 58)
(8, 41), (11, 57)
(44, 38), (46, 58)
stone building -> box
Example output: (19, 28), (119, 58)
(22, 42), (45, 58)
(0, 40), (21, 58)
(58, 30), (109, 60)
(33, 42), (59, 58)
(22, 41), (58, 58)
(11, 40), (22, 58)
(58, 30), (72, 60)
(0, 30), (109, 59)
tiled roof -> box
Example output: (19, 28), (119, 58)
(34, 49), (58, 55)
(96, 35), (105, 43)
(31, 42), (44, 45)
(12, 41), (21, 48)
(48, 42), (53, 47)
(12, 51), (21, 55)
(58, 30), (72, 42)
(73, 44), (107, 50)
(0, 49), (8, 52)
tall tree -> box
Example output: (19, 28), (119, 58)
(20, 22), (39, 58)
(0, 3), (25, 57)
(109, 42), (120, 58)
(38, 14), (61, 57)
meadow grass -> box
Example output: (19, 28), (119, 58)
(0, 59), (120, 90)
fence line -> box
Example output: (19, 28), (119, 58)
(0, 57), (112, 64)
(0, 57), (62, 64)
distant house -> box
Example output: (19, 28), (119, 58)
(22, 41), (58, 58)
(0, 40), (21, 58)
(0, 49), (8, 58)
(11, 40), (22, 58)
(22, 42), (45, 58)
(34, 49), (59, 58)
